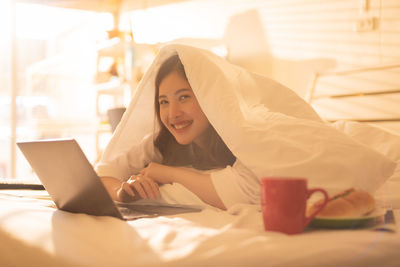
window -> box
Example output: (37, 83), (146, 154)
(1, 2), (113, 180)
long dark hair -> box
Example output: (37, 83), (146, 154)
(154, 54), (236, 170)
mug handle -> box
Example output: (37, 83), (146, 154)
(303, 188), (329, 227)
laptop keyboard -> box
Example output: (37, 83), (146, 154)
(118, 204), (202, 219)
(118, 206), (157, 219)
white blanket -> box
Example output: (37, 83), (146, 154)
(99, 44), (395, 203)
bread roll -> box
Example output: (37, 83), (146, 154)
(308, 188), (375, 218)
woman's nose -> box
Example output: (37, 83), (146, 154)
(169, 102), (183, 118)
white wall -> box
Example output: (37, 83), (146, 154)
(125, 0), (400, 132)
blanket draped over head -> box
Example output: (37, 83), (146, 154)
(99, 44), (395, 201)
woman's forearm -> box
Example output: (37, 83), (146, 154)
(169, 167), (226, 210)
(100, 176), (122, 201)
(101, 166), (227, 209)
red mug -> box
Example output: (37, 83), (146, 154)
(261, 177), (329, 235)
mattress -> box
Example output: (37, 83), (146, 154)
(0, 182), (399, 267)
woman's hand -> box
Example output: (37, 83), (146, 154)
(117, 174), (160, 201)
(140, 162), (174, 184)
(113, 162), (226, 210)
(114, 162), (171, 203)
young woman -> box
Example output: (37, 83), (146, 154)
(100, 55), (238, 210)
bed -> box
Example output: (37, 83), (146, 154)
(0, 183), (400, 267)
(2, 46), (400, 267)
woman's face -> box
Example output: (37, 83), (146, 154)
(158, 71), (210, 146)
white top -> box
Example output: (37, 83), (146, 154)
(95, 134), (258, 209)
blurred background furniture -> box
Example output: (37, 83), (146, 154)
(107, 107), (126, 132)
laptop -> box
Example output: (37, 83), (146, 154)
(17, 138), (202, 220)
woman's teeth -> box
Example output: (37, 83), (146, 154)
(173, 121), (192, 129)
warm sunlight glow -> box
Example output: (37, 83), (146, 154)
(15, 3), (113, 40)
(0, 1), (11, 38)
(0, 1), (121, 179)
(129, 2), (230, 44)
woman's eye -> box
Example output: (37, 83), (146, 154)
(179, 95), (190, 101)
(159, 100), (168, 105)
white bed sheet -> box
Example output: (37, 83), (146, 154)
(0, 183), (400, 267)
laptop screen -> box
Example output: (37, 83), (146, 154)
(17, 139), (122, 219)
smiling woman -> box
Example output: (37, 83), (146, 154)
(153, 55), (235, 169)
(98, 54), (236, 209)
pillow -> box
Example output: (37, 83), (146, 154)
(333, 120), (400, 182)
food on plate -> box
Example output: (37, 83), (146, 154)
(307, 188), (375, 218)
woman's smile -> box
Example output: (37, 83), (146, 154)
(172, 120), (193, 130)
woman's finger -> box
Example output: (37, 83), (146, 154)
(139, 177), (157, 199)
(148, 178), (160, 198)
(122, 181), (135, 197)
(129, 180), (146, 199)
